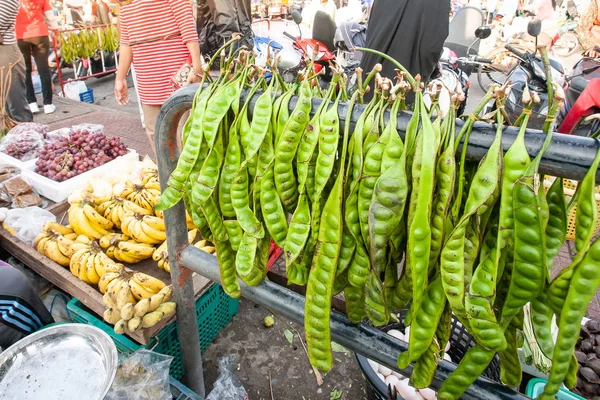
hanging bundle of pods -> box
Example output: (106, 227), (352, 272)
(156, 40), (600, 399)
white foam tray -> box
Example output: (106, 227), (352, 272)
(22, 149), (138, 202)
(0, 151), (37, 170)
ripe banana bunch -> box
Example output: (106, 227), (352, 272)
(154, 208), (195, 230)
(153, 229), (197, 273)
(69, 197), (115, 240)
(69, 240), (123, 285)
(194, 239), (216, 255)
(103, 283), (174, 335)
(141, 168), (159, 185)
(99, 233), (155, 264)
(122, 211), (166, 245)
(97, 197), (153, 230)
(119, 180), (161, 212)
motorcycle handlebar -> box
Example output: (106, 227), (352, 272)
(474, 57), (493, 64)
(506, 44), (526, 60)
(283, 31), (296, 41)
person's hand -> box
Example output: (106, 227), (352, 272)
(114, 78), (129, 105)
(187, 71), (202, 84)
(583, 48), (600, 58)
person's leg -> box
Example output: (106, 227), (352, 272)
(30, 36), (53, 110)
(1, 44), (34, 122)
(0, 262), (53, 349)
(17, 40), (37, 106)
(141, 103), (162, 154)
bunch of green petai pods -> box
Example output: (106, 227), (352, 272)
(155, 41), (600, 400)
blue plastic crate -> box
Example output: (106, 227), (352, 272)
(525, 378), (586, 400)
(170, 377), (204, 400)
(67, 284), (239, 380)
(79, 88), (94, 103)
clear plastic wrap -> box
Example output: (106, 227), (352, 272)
(105, 350), (173, 400)
(0, 130), (45, 161)
(71, 123), (104, 135)
(7, 123), (48, 137)
(45, 128), (72, 143)
(206, 355), (249, 400)
(3, 206), (55, 245)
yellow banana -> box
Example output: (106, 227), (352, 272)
(75, 235), (91, 244)
(45, 239), (71, 267)
(195, 239), (208, 248)
(106, 276), (125, 298)
(43, 221), (74, 236)
(120, 303), (134, 320)
(116, 282), (135, 310)
(128, 317), (142, 331)
(36, 235), (51, 255)
(86, 254), (101, 285)
(83, 203), (114, 231)
(157, 285), (173, 302)
(134, 298), (150, 317)
(139, 222), (166, 243)
(152, 240), (168, 261)
(34, 231), (50, 248)
(105, 245), (116, 259)
(103, 291), (118, 309)
(113, 248), (139, 264)
(103, 308), (121, 325)
(69, 248), (87, 277)
(97, 199), (112, 215)
(155, 302), (176, 318)
(70, 206), (106, 239)
(77, 252), (92, 283)
(149, 293), (165, 312)
(198, 245), (216, 254)
(141, 215), (165, 231)
(56, 235), (76, 257)
(118, 240), (155, 259)
(123, 200), (153, 215)
(114, 319), (127, 334)
(99, 233), (125, 249)
(141, 311), (162, 328)
(132, 272), (166, 293)
(64, 232), (78, 240)
(129, 280), (156, 300)
(99, 272), (120, 294)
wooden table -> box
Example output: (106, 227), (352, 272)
(0, 201), (211, 345)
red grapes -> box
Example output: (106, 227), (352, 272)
(35, 129), (128, 182)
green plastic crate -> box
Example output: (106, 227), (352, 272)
(525, 378), (586, 400)
(67, 284), (238, 380)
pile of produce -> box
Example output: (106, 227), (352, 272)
(60, 25), (119, 64)
(35, 127), (128, 182)
(573, 320), (600, 397)
(155, 38), (600, 399)
(0, 123), (48, 160)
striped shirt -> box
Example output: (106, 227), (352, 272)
(0, 0), (19, 45)
(120, 0), (199, 105)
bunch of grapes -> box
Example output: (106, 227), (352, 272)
(35, 129), (128, 182)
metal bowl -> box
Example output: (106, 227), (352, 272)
(0, 323), (117, 400)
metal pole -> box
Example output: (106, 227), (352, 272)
(180, 245), (526, 400)
(155, 96), (205, 397)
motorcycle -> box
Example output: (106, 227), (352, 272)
(558, 46), (600, 136)
(501, 19), (566, 130)
(281, 10), (336, 83)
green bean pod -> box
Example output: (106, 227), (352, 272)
(408, 95), (437, 315)
(231, 163), (265, 238)
(437, 301), (453, 354)
(364, 271), (389, 326)
(438, 344), (495, 400)
(274, 91), (313, 211)
(219, 123), (242, 218)
(260, 132), (288, 247)
(236, 232), (258, 278)
(241, 85), (273, 163)
(545, 177), (567, 269)
(392, 264), (412, 311)
(202, 79), (240, 148)
(397, 277), (446, 368)
(332, 268), (348, 295)
(530, 294), (556, 359)
(344, 284), (366, 324)
(274, 90), (294, 147)
(411, 340), (439, 389)
(223, 220), (243, 252)
(193, 132), (225, 206)
(564, 355), (578, 389)
(540, 237), (600, 400)
(347, 244), (370, 288)
(284, 193), (312, 266)
(200, 194), (228, 241)
(214, 238), (241, 298)
(499, 323), (522, 388)
(337, 225), (356, 278)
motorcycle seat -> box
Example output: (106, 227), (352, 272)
(570, 75), (589, 94)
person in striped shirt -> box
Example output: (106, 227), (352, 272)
(0, 0), (34, 123)
(114, 0), (203, 154)
(0, 261), (54, 350)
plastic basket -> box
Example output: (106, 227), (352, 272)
(170, 377), (204, 400)
(67, 284), (239, 380)
(357, 310), (501, 400)
(525, 378), (585, 400)
(79, 88), (94, 103)
(544, 177), (600, 241)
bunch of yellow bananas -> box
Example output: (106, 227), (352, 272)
(119, 179), (161, 212)
(69, 239), (123, 285)
(69, 196), (115, 240)
(34, 223), (79, 267)
(122, 211), (166, 245)
(105, 285), (175, 334)
(99, 233), (155, 264)
(152, 229), (197, 273)
(96, 197), (153, 230)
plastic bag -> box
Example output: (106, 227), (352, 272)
(206, 355), (249, 400)
(0, 130), (45, 161)
(7, 122), (48, 137)
(45, 128), (72, 143)
(105, 350), (173, 400)
(3, 207), (55, 245)
(64, 81), (87, 100)
(71, 123), (104, 135)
